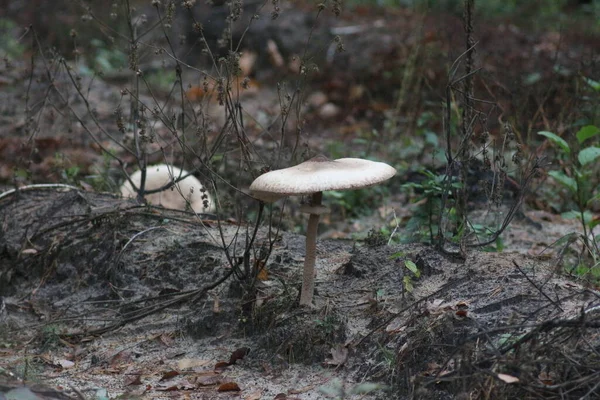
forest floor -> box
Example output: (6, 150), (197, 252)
(0, 188), (598, 400)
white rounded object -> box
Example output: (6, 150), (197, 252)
(249, 155), (396, 202)
(120, 164), (214, 213)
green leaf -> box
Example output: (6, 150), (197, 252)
(561, 210), (593, 225)
(548, 170), (577, 193)
(561, 210), (580, 220)
(576, 125), (600, 144)
(578, 146), (600, 166)
(587, 192), (600, 206)
(403, 276), (414, 292)
(523, 72), (542, 85)
(404, 260), (421, 278)
(389, 251), (406, 260)
(538, 131), (570, 154)
(584, 76), (600, 92)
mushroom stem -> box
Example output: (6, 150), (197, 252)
(299, 191), (322, 306)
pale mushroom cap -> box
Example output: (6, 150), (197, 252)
(249, 156), (396, 202)
(120, 164), (214, 213)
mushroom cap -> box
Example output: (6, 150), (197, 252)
(249, 155), (396, 202)
(120, 164), (214, 213)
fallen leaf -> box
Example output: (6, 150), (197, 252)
(177, 358), (212, 370)
(323, 345), (348, 367)
(55, 359), (74, 369)
(385, 317), (406, 333)
(497, 373), (520, 383)
(213, 295), (220, 313)
(239, 51), (257, 76)
(256, 261), (268, 280)
(289, 384), (316, 394)
(218, 382), (241, 392)
(538, 371), (554, 385)
(158, 333), (174, 347)
(267, 40), (284, 68)
(79, 181), (94, 192)
(21, 248), (38, 255)
(214, 361), (230, 370)
(160, 370), (180, 381)
(124, 373), (143, 386)
(155, 383), (178, 392)
(110, 351), (132, 368)
(156, 379), (195, 391)
(229, 347), (250, 365)
(397, 342), (409, 358)
(197, 374), (222, 386)
(244, 390), (263, 400)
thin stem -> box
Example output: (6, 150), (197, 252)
(299, 191), (323, 306)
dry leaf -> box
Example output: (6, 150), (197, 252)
(55, 359), (74, 369)
(229, 347), (250, 365)
(217, 382), (241, 392)
(214, 361), (230, 370)
(256, 261), (268, 280)
(79, 181), (94, 192)
(21, 248), (38, 255)
(497, 373), (520, 383)
(385, 317), (406, 333)
(213, 295), (220, 313)
(323, 345), (348, 367)
(538, 371), (554, 385)
(160, 370), (180, 381)
(197, 374), (222, 387)
(244, 390), (263, 400)
(109, 351), (132, 368)
(155, 383), (178, 392)
(267, 40), (284, 68)
(158, 333), (174, 347)
(397, 342), (409, 358)
(155, 379), (195, 391)
(124, 373), (143, 386)
(239, 51), (257, 76)
(177, 358), (212, 370)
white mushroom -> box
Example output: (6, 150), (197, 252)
(249, 155), (396, 306)
(120, 164), (214, 213)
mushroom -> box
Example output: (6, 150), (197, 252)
(120, 164), (214, 213)
(249, 155), (396, 306)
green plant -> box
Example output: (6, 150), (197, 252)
(389, 251), (421, 293)
(39, 324), (61, 351)
(538, 125), (600, 267)
(0, 18), (26, 59)
(402, 259), (420, 293)
(78, 38), (127, 76)
(315, 315), (340, 336)
(400, 168), (462, 243)
(325, 184), (390, 219)
(469, 223), (505, 252)
(84, 151), (119, 192)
